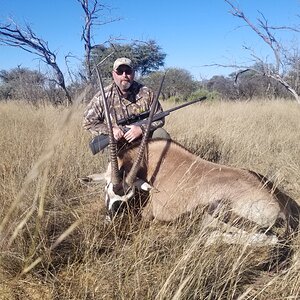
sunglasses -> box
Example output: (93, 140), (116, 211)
(115, 68), (133, 75)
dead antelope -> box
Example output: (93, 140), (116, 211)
(86, 69), (300, 248)
(96, 139), (299, 244)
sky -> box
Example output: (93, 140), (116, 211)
(1, 0), (300, 81)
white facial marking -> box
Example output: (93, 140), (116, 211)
(106, 183), (125, 210)
(140, 182), (152, 191)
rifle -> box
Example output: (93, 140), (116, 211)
(89, 96), (207, 155)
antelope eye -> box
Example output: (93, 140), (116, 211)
(113, 183), (125, 196)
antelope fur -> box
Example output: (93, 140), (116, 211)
(107, 139), (299, 235)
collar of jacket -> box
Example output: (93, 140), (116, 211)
(112, 81), (142, 103)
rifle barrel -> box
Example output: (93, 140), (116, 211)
(165, 96), (207, 114)
(132, 96), (207, 126)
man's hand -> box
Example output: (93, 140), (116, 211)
(112, 126), (124, 141)
(124, 125), (143, 143)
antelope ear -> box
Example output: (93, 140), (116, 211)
(79, 173), (106, 183)
(134, 178), (153, 191)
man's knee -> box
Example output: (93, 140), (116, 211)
(151, 128), (171, 140)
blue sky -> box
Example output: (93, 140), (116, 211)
(1, 0), (300, 80)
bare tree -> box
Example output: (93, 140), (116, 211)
(0, 20), (72, 105)
(78, 0), (121, 81)
(285, 48), (300, 94)
(223, 0), (300, 103)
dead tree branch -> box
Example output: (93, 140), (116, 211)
(224, 0), (300, 103)
(78, 0), (122, 81)
(0, 20), (72, 105)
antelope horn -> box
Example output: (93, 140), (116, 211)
(125, 73), (167, 186)
(95, 66), (121, 185)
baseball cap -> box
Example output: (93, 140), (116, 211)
(113, 57), (133, 70)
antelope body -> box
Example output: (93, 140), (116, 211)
(104, 139), (299, 239)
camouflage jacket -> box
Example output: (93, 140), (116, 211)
(83, 81), (165, 136)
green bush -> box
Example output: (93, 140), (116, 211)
(187, 88), (219, 101)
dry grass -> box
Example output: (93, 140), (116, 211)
(0, 99), (300, 299)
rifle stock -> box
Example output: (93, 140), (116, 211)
(89, 134), (110, 155)
(89, 96), (207, 155)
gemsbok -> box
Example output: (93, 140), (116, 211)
(85, 70), (300, 248)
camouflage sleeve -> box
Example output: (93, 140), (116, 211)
(82, 91), (109, 136)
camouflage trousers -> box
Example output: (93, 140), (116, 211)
(150, 127), (170, 140)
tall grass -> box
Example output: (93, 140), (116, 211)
(0, 99), (300, 299)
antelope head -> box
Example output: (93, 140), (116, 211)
(96, 67), (164, 219)
(103, 161), (152, 219)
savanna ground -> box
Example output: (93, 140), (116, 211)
(0, 98), (300, 299)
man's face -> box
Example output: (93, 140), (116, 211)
(112, 65), (135, 92)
